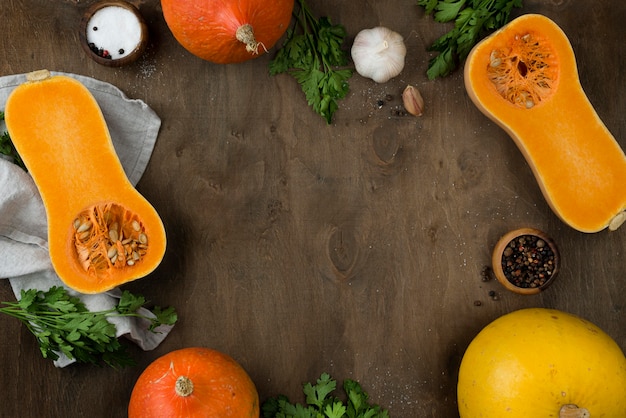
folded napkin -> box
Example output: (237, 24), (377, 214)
(0, 71), (172, 367)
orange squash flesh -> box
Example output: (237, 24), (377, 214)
(5, 70), (166, 293)
(464, 14), (626, 233)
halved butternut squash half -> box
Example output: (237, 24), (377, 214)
(464, 14), (626, 233)
(5, 70), (166, 293)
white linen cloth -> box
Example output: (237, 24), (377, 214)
(0, 71), (172, 367)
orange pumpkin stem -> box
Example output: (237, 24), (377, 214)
(560, 404), (590, 418)
(175, 376), (194, 397)
(235, 23), (265, 54)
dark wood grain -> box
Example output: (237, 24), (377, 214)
(1, 0), (624, 417)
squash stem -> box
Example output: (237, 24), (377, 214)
(26, 69), (51, 82)
(560, 404), (590, 418)
(175, 376), (194, 397)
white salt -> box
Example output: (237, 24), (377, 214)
(86, 6), (142, 59)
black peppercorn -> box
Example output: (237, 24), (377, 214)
(501, 234), (555, 288)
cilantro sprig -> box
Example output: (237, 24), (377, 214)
(270, 0), (352, 124)
(262, 373), (390, 418)
(418, 0), (523, 79)
(0, 286), (177, 368)
(0, 111), (26, 170)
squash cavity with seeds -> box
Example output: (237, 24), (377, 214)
(464, 14), (626, 233)
(5, 70), (166, 294)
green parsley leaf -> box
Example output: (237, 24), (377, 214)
(0, 111), (26, 171)
(434, 0), (466, 22)
(325, 402), (347, 418)
(117, 290), (147, 313)
(0, 286), (178, 368)
(418, 0), (523, 79)
(419, 0), (440, 14)
(270, 0), (352, 124)
(262, 373), (390, 418)
(303, 372), (337, 408)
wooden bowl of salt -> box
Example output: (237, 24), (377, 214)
(79, 1), (148, 67)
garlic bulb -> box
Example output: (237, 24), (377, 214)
(351, 27), (406, 83)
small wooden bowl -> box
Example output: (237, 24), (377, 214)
(491, 228), (560, 295)
(79, 1), (148, 67)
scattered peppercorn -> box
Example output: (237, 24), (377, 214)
(390, 108), (408, 117)
(473, 300), (482, 307)
(118, 48), (125, 55)
(501, 234), (556, 289)
(481, 265), (492, 282)
(376, 99), (385, 108)
(486, 290), (499, 301)
(88, 43), (112, 59)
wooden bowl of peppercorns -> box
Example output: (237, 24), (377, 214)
(491, 228), (560, 295)
(79, 1), (148, 67)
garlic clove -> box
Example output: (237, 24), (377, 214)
(351, 26), (406, 83)
(402, 85), (424, 116)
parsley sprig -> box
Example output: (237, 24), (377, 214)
(0, 111), (26, 170)
(270, 0), (352, 124)
(418, 0), (523, 79)
(262, 372), (390, 418)
(0, 286), (177, 368)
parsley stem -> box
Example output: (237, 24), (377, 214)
(295, 0), (328, 71)
(269, 0), (351, 123)
(0, 287), (177, 367)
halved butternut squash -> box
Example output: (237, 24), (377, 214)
(464, 14), (626, 233)
(5, 70), (166, 293)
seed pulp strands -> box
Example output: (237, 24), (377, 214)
(73, 202), (148, 275)
(487, 32), (558, 109)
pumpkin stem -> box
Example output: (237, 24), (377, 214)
(175, 376), (194, 397)
(235, 23), (267, 55)
(559, 404), (590, 418)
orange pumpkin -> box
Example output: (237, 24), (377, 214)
(464, 14), (626, 233)
(161, 0), (294, 64)
(128, 347), (259, 417)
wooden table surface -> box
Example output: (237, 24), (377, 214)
(1, 0), (625, 417)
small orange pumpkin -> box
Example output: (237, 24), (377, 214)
(128, 347), (259, 418)
(161, 0), (294, 64)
